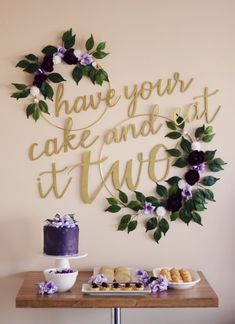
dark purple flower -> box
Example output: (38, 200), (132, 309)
(41, 55), (54, 72)
(185, 170), (200, 185)
(188, 150), (205, 166)
(166, 193), (182, 212)
(63, 48), (79, 65)
(33, 73), (47, 88)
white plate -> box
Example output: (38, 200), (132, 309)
(153, 267), (200, 290)
(81, 283), (151, 296)
(93, 267), (137, 283)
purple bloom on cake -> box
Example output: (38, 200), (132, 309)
(80, 53), (93, 66)
(46, 214), (77, 228)
(181, 185), (192, 200)
(135, 269), (149, 287)
(88, 274), (108, 285)
(142, 202), (154, 215)
(150, 275), (168, 293)
(185, 169), (200, 186)
(192, 163), (205, 173)
(37, 281), (58, 295)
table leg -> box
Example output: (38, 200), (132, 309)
(111, 307), (121, 324)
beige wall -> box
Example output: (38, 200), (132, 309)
(1, 0), (235, 323)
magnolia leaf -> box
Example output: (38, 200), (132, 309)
(165, 176), (181, 186)
(26, 103), (36, 118)
(118, 190), (128, 204)
(194, 189), (205, 204)
(16, 59), (29, 68)
(180, 137), (192, 153)
(184, 199), (195, 212)
(202, 134), (215, 142)
(194, 202), (206, 211)
(127, 200), (141, 211)
(195, 125), (205, 138)
(105, 205), (121, 213)
(176, 115), (185, 129)
(204, 150), (217, 162)
(62, 28), (73, 42)
(146, 217), (158, 232)
(168, 183), (178, 195)
(146, 196), (160, 206)
(81, 65), (92, 76)
(93, 51), (109, 59)
(172, 157), (188, 168)
(153, 228), (162, 243)
(12, 83), (27, 90)
(32, 108), (40, 122)
(42, 45), (57, 55)
(128, 220), (138, 233)
(159, 218), (169, 235)
(170, 211), (179, 221)
(204, 126), (213, 134)
(96, 42), (106, 52)
(11, 89), (30, 100)
(165, 120), (176, 130)
(23, 63), (39, 73)
(106, 197), (119, 205)
(48, 73), (66, 83)
(118, 222), (128, 231)
(192, 212), (202, 225)
(134, 191), (146, 203)
(156, 183), (168, 197)
(72, 66), (83, 85)
(204, 189), (215, 201)
(40, 82), (54, 101)
(213, 158), (227, 166)
(120, 214), (132, 224)
(208, 162), (223, 172)
(25, 54), (38, 61)
(165, 131), (182, 139)
(64, 35), (76, 49)
(201, 176), (219, 186)
(179, 209), (192, 224)
(38, 100), (49, 114)
(166, 148), (182, 157)
(85, 34), (94, 51)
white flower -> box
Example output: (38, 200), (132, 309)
(30, 86), (40, 97)
(178, 179), (187, 189)
(191, 141), (201, 151)
(92, 61), (98, 68)
(156, 206), (166, 217)
(53, 55), (62, 65)
(74, 49), (82, 60)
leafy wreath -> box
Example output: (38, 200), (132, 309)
(11, 28), (109, 121)
(105, 116), (226, 243)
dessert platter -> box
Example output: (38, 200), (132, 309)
(153, 267), (200, 289)
(82, 266), (151, 296)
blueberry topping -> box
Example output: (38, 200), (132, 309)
(101, 282), (108, 288)
(113, 282), (120, 288)
(92, 283), (98, 288)
(125, 283), (131, 288)
(135, 282), (142, 288)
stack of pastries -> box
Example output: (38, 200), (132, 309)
(99, 266), (132, 282)
(159, 267), (192, 283)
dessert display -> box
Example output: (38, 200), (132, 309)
(43, 214), (79, 256)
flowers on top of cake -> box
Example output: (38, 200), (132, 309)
(46, 213), (77, 228)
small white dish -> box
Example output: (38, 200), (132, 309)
(153, 267), (200, 290)
(43, 268), (78, 292)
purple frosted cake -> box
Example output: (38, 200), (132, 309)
(44, 214), (79, 256)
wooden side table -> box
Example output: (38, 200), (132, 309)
(16, 271), (218, 324)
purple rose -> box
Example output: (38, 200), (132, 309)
(80, 53), (93, 66)
(188, 150), (205, 166)
(63, 48), (79, 65)
(33, 73), (47, 88)
(166, 193), (182, 212)
(185, 170), (200, 185)
(41, 55), (54, 72)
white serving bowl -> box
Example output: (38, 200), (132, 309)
(43, 268), (78, 292)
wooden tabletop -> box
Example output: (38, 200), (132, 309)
(16, 271), (218, 308)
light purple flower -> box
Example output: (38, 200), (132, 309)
(37, 281), (58, 295)
(88, 274), (107, 286)
(150, 275), (168, 293)
(181, 185), (192, 200)
(135, 269), (149, 287)
(80, 53), (93, 66)
(57, 46), (66, 57)
(142, 202), (154, 215)
(192, 163), (205, 173)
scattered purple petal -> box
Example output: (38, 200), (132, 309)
(37, 281), (58, 295)
(150, 275), (168, 293)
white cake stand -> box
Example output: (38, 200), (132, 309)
(42, 251), (88, 268)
